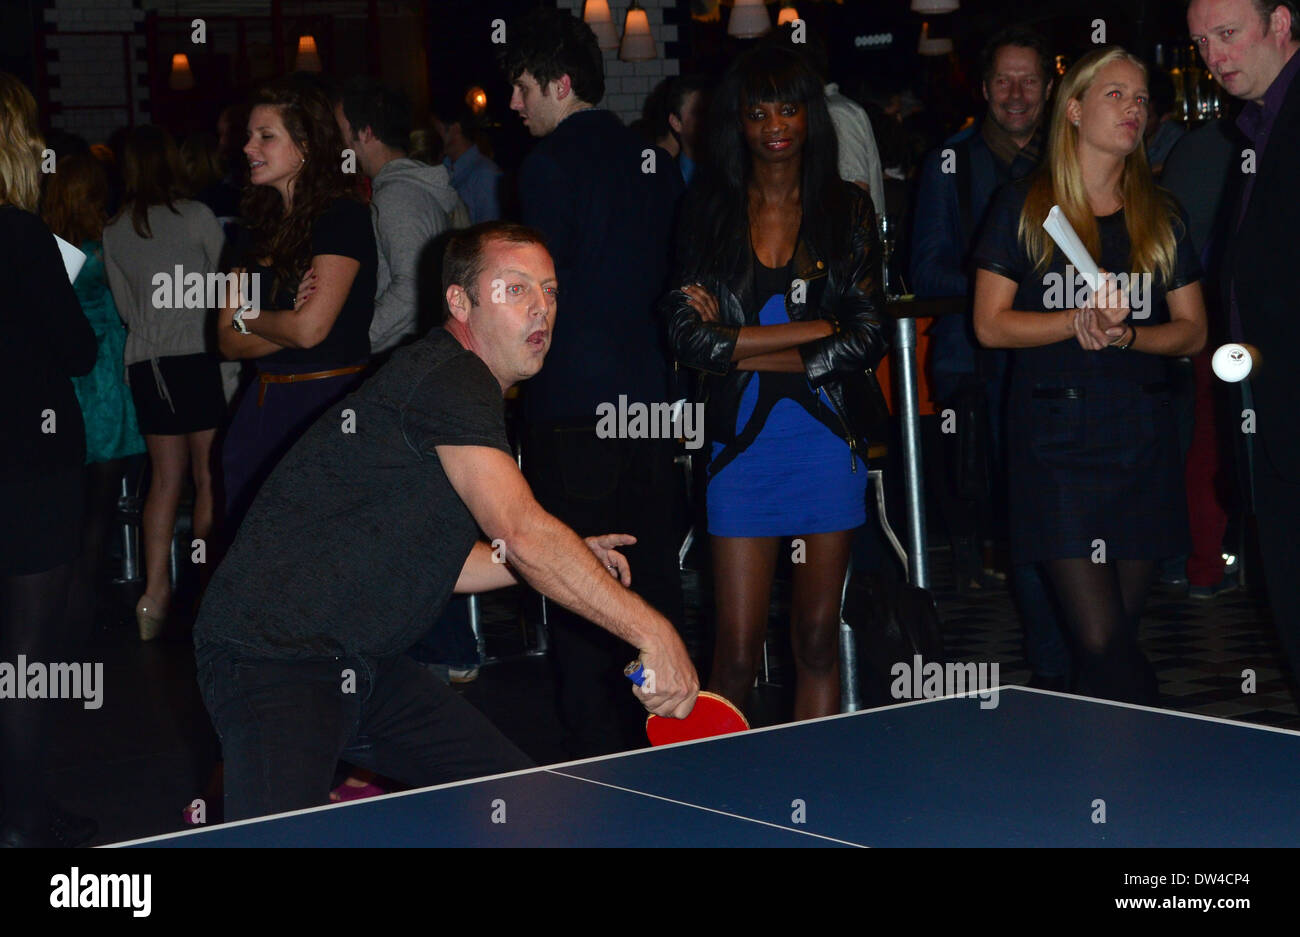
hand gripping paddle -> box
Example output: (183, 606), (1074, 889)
(624, 661), (749, 745)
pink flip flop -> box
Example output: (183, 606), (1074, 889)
(329, 781), (386, 803)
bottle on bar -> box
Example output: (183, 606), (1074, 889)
(1170, 45), (1190, 124)
(1187, 42), (1207, 125)
(1206, 69), (1224, 118)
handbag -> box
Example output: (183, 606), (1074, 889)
(842, 569), (945, 707)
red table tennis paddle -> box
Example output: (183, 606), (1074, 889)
(624, 661), (749, 745)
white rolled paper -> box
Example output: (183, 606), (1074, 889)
(1043, 205), (1101, 289)
(54, 233), (86, 284)
(1211, 343), (1257, 383)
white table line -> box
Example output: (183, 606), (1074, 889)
(546, 769), (869, 848)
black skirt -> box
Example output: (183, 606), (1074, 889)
(1007, 374), (1188, 563)
(128, 352), (227, 435)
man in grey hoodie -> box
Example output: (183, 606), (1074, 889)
(335, 79), (469, 355)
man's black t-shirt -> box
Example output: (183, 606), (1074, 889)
(195, 329), (510, 659)
(252, 197), (377, 370)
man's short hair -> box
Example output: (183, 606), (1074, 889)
(979, 25), (1052, 87)
(1249, 0), (1300, 39)
(441, 222), (550, 323)
(498, 8), (605, 106)
(337, 77), (412, 151)
(637, 78), (674, 142)
(1187, 1), (1300, 42)
(437, 98), (483, 136)
(668, 74), (711, 120)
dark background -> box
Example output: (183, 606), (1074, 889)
(0, 0), (1198, 145)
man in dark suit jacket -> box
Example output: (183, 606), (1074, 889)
(500, 8), (686, 756)
(1189, 0), (1300, 693)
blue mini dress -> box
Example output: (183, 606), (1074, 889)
(705, 254), (868, 537)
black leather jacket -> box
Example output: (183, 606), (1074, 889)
(664, 182), (889, 469)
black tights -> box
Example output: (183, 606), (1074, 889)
(1044, 558), (1157, 705)
(0, 562), (76, 832)
(67, 459), (124, 631)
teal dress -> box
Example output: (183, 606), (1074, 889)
(71, 240), (145, 464)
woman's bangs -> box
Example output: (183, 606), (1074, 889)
(740, 59), (813, 110)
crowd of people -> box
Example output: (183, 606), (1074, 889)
(1, 0), (1298, 845)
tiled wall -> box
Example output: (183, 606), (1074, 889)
(42, 0), (149, 144)
(557, 0), (681, 125)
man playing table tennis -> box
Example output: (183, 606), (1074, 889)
(194, 221), (699, 822)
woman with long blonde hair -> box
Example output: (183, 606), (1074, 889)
(0, 72), (99, 846)
(973, 46), (1207, 704)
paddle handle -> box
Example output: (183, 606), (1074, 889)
(624, 660), (648, 687)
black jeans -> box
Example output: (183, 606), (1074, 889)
(196, 641), (533, 822)
(522, 427), (685, 758)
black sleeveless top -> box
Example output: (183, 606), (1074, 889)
(733, 251), (841, 440)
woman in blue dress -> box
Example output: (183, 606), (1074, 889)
(666, 46), (887, 718)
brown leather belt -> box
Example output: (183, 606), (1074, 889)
(257, 364), (366, 406)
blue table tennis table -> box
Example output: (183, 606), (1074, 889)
(114, 687), (1300, 848)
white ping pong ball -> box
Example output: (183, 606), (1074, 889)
(1212, 343), (1253, 382)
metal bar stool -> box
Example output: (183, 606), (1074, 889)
(113, 469), (143, 588)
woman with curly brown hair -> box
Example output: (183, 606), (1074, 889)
(217, 79), (377, 534)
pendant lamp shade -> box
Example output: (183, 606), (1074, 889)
(584, 0), (620, 51)
(294, 35), (322, 72)
(911, 0), (959, 13)
(619, 5), (657, 62)
(169, 53), (194, 90)
(918, 22), (953, 56)
(728, 0), (772, 39)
